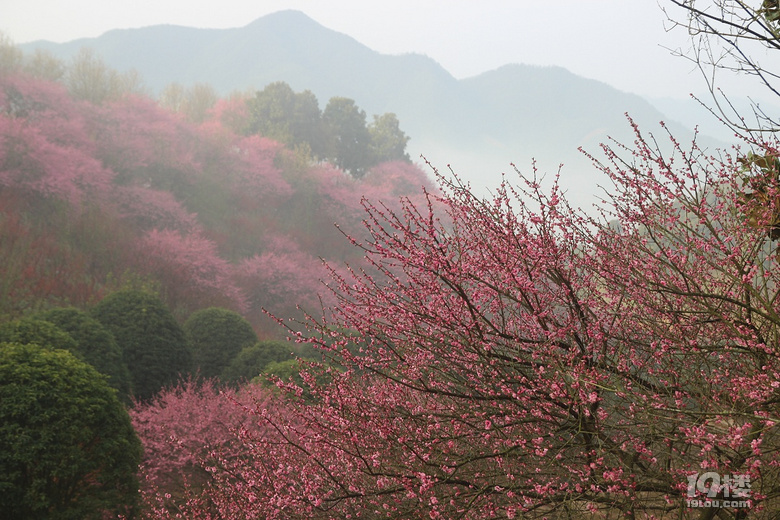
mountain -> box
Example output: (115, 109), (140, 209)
(20, 10), (728, 205)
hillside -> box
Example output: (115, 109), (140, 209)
(0, 72), (434, 334)
(20, 9), (724, 205)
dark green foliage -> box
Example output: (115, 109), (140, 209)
(253, 357), (335, 403)
(247, 82), (331, 160)
(34, 307), (133, 401)
(368, 112), (411, 163)
(292, 89), (330, 159)
(0, 317), (79, 352)
(183, 307), (258, 380)
(221, 340), (295, 386)
(90, 290), (191, 401)
(323, 96), (373, 178)
(246, 82), (411, 177)
(0, 342), (142, 519)
(256, 358), (302, 385)
(247, 81), (296, 142)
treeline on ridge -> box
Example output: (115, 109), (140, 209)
(3, 36), (411, 177)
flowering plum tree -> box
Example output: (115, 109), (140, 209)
(130, 379), (280, 516)
(144, 123), (780, 518)
(360, 160), (438, 203)
(284, 160), (435, 262)
(208, 94), (252, 136)
(0, 200), (106, 317)
(135, 229), (249, 316)
(88, 94), (200, 195)
(227, 134), (292, 211)
(232, 234), (330, 318)
(112, 186), (199, 233)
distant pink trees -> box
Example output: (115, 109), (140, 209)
(90, 94), (200, 191)
(312, 160), (435, 225)
(361, 160), (438, 200)
(113, 186), (199, 233)
(233, 234), (329, 319)
(208, 96), (252, 136)
(0, 76), (115, 314)
(227, 135), (292, 208)
(137, 229), (248, 314)
(0, 75), (114, 206)
(0, 207), (98, 315)
(0, 69), (441, 334)
(136, 124), (780, 518)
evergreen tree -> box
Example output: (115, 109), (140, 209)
(0, 317), (79, 353)
(183, 307), (257, 380)
(292, 89), (329, 159)
(368, 112), (410, 163)
(90, 290), (191, 401)
(323, 96), (372, 178)
(220, 340), (295, 386)
(0, 342), (141, 519)
(246, 81), (296, 143)
(35, 307), (133, 401)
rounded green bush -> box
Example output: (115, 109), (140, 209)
(0, 317), (79, 352)
(184, 307), (258, 380)
(221, 340), (294, 386)
(0, 342), (142, 519)
(35, 307), (133, 401)
(91, 290), (191, 401)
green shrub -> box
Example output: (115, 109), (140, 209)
(91, 290), (191, 401)
(35, 307), (132, 401)
(183, 307), (257, 380)
(0, 342), (141, 519)
(221, 340), (295, 386)
(0, 317), (78, 352)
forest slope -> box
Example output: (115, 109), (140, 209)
(0, 70), (433, 334)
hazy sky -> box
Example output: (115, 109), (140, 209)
(1, 0), (728, 101)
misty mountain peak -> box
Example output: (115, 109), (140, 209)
(243, 9), (320, 30)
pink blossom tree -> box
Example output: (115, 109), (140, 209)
(111, 185), (199, 233)
(135, 229), (248, 316)
(229, 135), (291, 205)
(88, 94), (200, 194)
(0, 205), (100, 316)
(0, 75), (114, 207)
(208, 95), (252, 136)
(232, 234), (330, 324)
(143, 123), (780, 518)
(130, 379), (281, 516)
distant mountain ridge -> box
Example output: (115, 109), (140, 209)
(21, 10), (727, 203)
